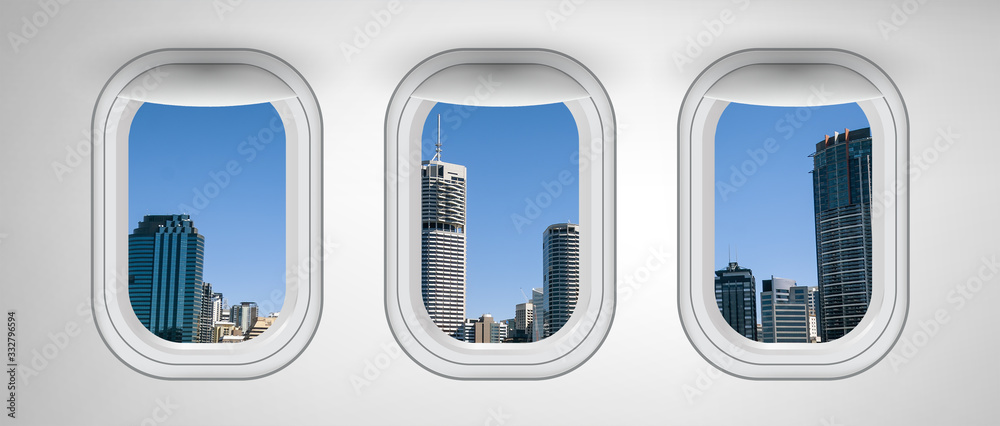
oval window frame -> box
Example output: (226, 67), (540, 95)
(384, 49), (616, 379)
(678, 49), (909, 379)
(91, 49), (323, 379)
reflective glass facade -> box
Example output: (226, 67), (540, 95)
(128, 214), (207, 343)
(811, 128), (873, 341)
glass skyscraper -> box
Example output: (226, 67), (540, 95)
(714, 261), (758, 341)
(811, 127), (873, 342)
(128, 214), (207, 343)
(531, 288), (544, 342)
(421, 126), (468, 338)
(542, 223), (580, 338)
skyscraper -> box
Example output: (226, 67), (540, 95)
(760, 277), (809, 343)
(231, 302), (258, 333)
(515, 301), (534, 334)
(714, 261), (757, 341)
(199, 282), (214, 344)
(128, 214), (207, 343)
(543, 223), (580, 338)
(811, 127), (873, 342)
(509, 301), (534, 342)
(807, 286), (820, 343)
(531, 288), (544, 342)
(421, 115), (468, 337)
(211, 292), (224, 325)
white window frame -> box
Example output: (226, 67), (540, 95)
(91, 49), (323, 379)
(678, 49), (909, 379)
(385, 49), (616, 379)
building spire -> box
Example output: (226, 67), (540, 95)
(431, 113), (443, 162)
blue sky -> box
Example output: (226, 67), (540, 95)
(421, 102), (579, 321)
(714, 102), (869, 317)
(129, 102), (286, 315)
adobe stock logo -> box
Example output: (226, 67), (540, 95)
(672, 0), (751, 72)
(7, 0), (72, 54)
(340, 1), (404, 64)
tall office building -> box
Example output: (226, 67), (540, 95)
(531, 288), (544, 342)
(543, 223), (580, 338)
(453, 318), (477, 343)
(473, 314), (497, 343)
(811, 128), (873, 341)
(230, 302), (258, 333)
(422, 116), (468, 338)
(807, 286), (820, 343)
(760, 277), (810, 343)
(514, 301), (534, 336)
(714, 261), (757, 341)
(505, 301), (534, 343)
(211, 292), (224, 325)
(199, 282), (214, 344)
(128, 214), (207, 343)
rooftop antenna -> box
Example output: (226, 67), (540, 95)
(431, 113), (443, 162)
(735, 245), (739, 263)
(728, 244), (732, 263)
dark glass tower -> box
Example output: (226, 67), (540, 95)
(128, 214), (207, 343)
(714, 261), (757, 341)
(811, 128), (873, 342)
(542, 223), (580, 338)
(199, 282), (214, 343)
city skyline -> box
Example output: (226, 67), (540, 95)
(128, 102), (286, 313)
(714, 102), (870, 320)
(128, 214), (278, 343)
(420, 102), (580, 321)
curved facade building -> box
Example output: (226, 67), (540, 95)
(542, 223), (580, 338)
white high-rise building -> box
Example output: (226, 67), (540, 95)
(421, 115), (467, 337)
(211, 292), (223, 325)
(807, 286), (820, 343)
(543, 223), (580, 338)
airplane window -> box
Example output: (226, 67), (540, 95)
(128, 102), (286, 345)
(714, 102), (871, 344)
(385, 49), (615, 379)
(417, 103), (579, 344)
(91, 50), (322, 379)
(678, 50), (909, 379)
